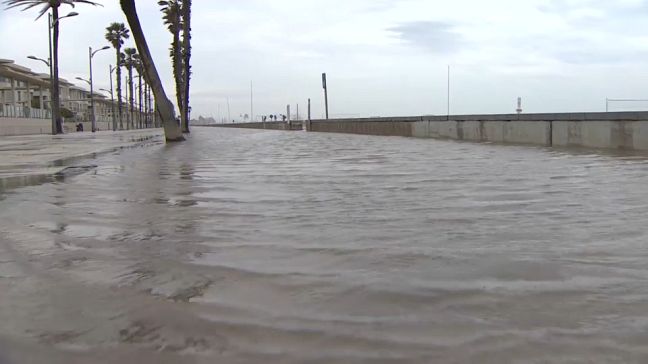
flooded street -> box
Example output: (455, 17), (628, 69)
(1, 127), (648, 363)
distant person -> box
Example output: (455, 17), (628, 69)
(76, 123), (84, 132)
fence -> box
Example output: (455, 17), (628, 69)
(0, 104), (51, 119)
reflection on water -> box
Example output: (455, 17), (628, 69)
(1, 128), (648, 363)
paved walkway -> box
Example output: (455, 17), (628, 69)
(0, 129), (163, 180)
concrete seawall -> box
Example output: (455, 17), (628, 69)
(216, 121), (302, 131)
(211, 112), (648, 151)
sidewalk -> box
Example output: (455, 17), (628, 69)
(0, 129), (164, 180)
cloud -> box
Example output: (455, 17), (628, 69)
(388, 21), (464, 53)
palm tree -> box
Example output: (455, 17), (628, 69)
(122, 47), (138, 129)
(3, 0), (100, 134)
(135, 59), (144, 129)
(105, 22), (130, 130)
(158, 0), (183, 130)
(120, 0), (183, 141)
(181, 0), (192, 133)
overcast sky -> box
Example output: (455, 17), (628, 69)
(2, 0), (648, 120)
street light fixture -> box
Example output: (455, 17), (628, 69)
(86, 45), (111, 132)
(76, 76), (90, 85)
(27, 55), (50, 67)
(99, 85), (115, 132)
(51, 12), (78, 27)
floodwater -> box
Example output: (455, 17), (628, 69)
(1, 127), (648, 363)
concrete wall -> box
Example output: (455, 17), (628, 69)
(310, 119), (413, 137)
(216, 121), (302, 131)
(0, 118), (115, 136)
(215, 112), (648, 151)
(0, 118), (50, 136)
(552, 120), (648, 150)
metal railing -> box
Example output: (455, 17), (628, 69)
(0, 104), (51, 119)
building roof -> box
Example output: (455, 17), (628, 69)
(0, 60), (50, 87)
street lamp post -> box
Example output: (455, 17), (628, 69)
(75, 76), (91, 126)
(49, 11), (79, 134)
(99, 88), (114, 131)
(106, 65), (116, 131)
(26, 55), (50, 118)
(87, 46), (110, 132)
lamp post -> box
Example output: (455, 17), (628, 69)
(75, 76), (91, 126)
(104, 65), (116, 131)
(99, 87), (114, 132)
(49, 11), (78, 134)
(85, 46), (110, 132)
(26, 55), (50, 117)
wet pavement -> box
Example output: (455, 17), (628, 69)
(1, 127), (648, 363)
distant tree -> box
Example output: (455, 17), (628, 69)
(122, 47), (138, 129)
(105, 22), (130, 130)
(135, 58), (144, 128)
(159, 0), (183, 126)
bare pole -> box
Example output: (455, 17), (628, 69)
(109, 65), (116, 131)
(322, 72), (329, 119)
(250, 80), (253, 122)
(307, 98), (311, 131)
(227, 97), (231, 122)
(48, 13), (56, 134)
(447, 65), (450, 118)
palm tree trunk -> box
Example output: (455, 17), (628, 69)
(120, 0), (183, 141)
(138, 74), (143, 129)
(51, 7), (63, 134)
(125, 73), (130, 130)
(182, 0), (192, 133)
(128, 66), (134, 129)
(116, 48), (123, 130)
(173, 34), (183, 130)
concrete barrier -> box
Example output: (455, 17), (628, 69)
(311, 120), (412, 137)
(216, 121), (302, 131)
(552, 120), (648, 150)
(212, 112), (648, 151)
(0, 118), (119, 136)
(0, 118), (50, 136)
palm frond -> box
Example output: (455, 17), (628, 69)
(3, 0), (101, 19)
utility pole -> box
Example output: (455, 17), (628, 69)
(296, 103), (299, 121)
(250, 80), (253, 122)
(322, 72), (329, 119)
(307, 98), (311, 131)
